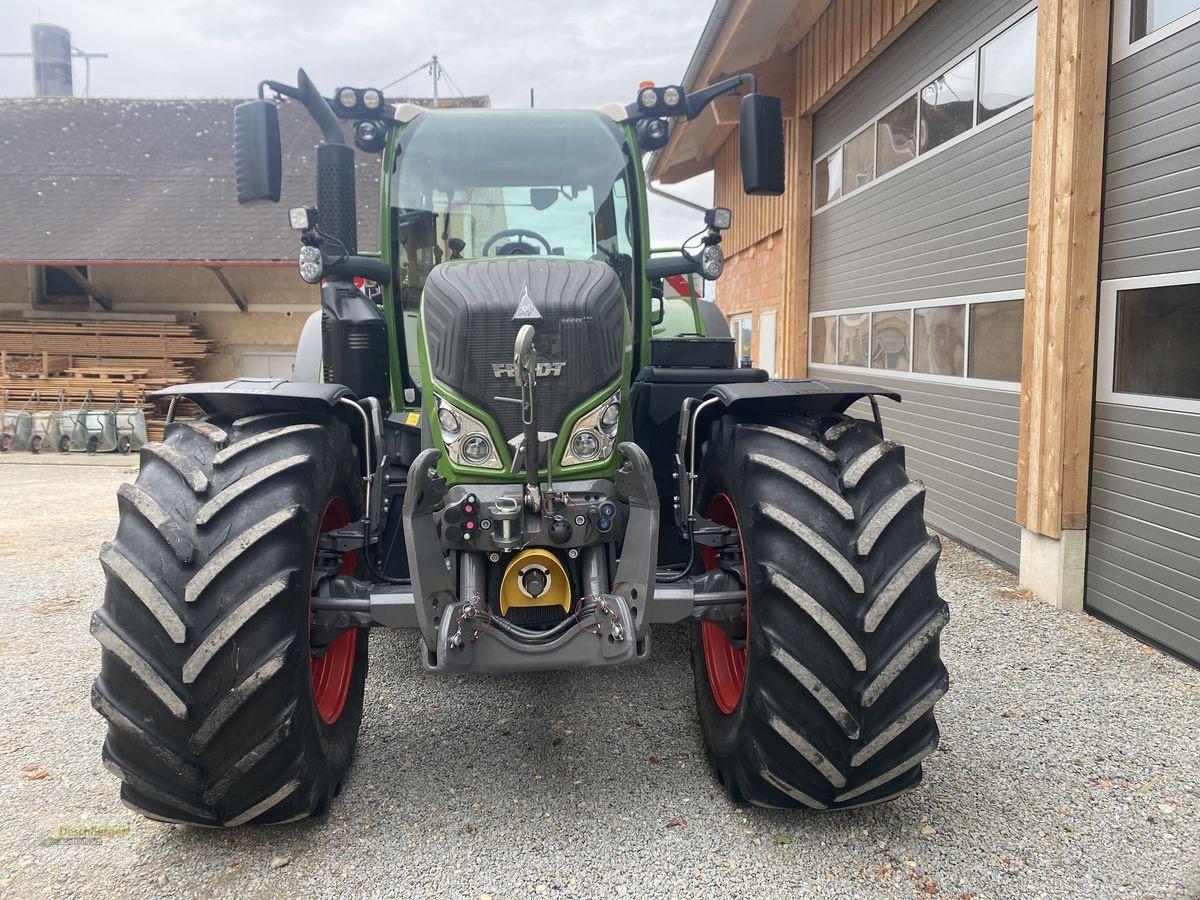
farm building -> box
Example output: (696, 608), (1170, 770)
(651, 0), (1200, 665)
(0, 93), (489, 382)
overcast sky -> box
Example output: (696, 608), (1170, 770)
(1, 0), (715, 245)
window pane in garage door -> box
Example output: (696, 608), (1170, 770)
(914, 305), (965, 376)
(842, 125), (875, 195)
(978, 11), (1037, 122)
(969, 299), (1024, 382)
(871, 309), (911, 371)
(1114, 283), (1200, 401)
(839, 313), (870, 366)
(811, 316), (837, 365)
(815, 147), (842, 208)
(920, 54), (976, 153)
(877, 95), (918, 176)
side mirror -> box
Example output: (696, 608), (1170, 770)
(739, 94), (784, 196)
(530, 187), (559, 211)
(233, 100), (282, 204)
(650, 283), (665, 326)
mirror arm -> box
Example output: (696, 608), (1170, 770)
(253, 73), (344, 146)
(684, 73), (757, 121)
(645, 253), (703, 281)
(258, 79), (301, 102)
(325, 256), (391, 284)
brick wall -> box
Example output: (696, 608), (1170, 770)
(716, 229), (785, 371)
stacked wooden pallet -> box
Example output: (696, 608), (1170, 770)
(0, 318), (214, 442)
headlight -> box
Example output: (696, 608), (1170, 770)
(461, 433), (493, 465)
(562, 389), (620, 467)
(701, 243), (724, 280)
(337, 88), (358, 110)
(640, 87), (658, 109)
(599, 400), (620, 433)
(436, 397), (502, 469)
(437, 403), (460, 437)
(570, 429), (601, 462)
(298, 245), (323, 284)
(354, 119), (386, 153)
(361, 88), (382, 111)
(662, 86), (682, 109)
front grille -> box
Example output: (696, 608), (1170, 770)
(423, 259), (626, 442)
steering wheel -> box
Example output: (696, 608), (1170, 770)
(480, 228), (554, 257)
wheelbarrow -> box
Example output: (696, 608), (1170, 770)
(29, 391), (66, 454)
(1, 390), (35, 453)
(60, 391), (119, 454)
(112, 391), (148, 454)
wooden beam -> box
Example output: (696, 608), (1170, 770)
(709, 93), (742, 127)
(779, 115), (813, 378)
(206, 266), (248, 313)
(719, 52), (799, 114)
(701, 122), (738, 161)
(1016, 0), (1111, 538)
(60, 266), (111, 311)
(653, 154), (716, 185)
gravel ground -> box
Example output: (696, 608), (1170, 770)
(0, 460), (1196, 899)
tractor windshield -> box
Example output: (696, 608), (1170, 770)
(390, 110), (637, 298)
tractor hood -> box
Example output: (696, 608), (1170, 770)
(421, 257), (628, 447)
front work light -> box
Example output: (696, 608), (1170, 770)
(701, 244), (724, 280)
(289, 206), (316, 231)
(705, 207), (733, 231)
(298, 245), (323, 284)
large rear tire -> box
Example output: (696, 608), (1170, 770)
(691, 412), (948, 809)
(92, 411), (369, 826)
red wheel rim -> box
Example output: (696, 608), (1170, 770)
(700, 492), (749, 715)
(310, 498), (358, 725)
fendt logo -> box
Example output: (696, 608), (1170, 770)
(491, 361), (566, 378)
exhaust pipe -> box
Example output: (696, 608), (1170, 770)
(297, 69), (358, 256)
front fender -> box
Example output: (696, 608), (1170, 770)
(151, 378), (355, 419)
(702, 377), (900, 422)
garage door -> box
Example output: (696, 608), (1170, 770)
(806, 0), (1036, 570)
(1087, 18), (1200, 666)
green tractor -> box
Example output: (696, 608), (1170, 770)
(92, 70), (948, 826)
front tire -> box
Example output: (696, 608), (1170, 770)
(92, 411), (369, 826)
(691, 412), (948, 809)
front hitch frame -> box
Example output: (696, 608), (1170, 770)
(399, 441), (660, 670)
